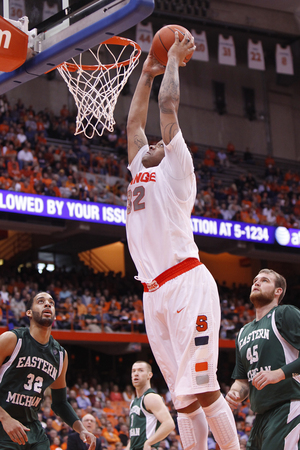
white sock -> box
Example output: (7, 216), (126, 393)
(202, 395), (239, 450)
(177, 407), (208, 450)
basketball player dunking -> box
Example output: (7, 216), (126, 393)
(126, 32), (239, 450)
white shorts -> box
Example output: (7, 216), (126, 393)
(143, 263), (220, 410)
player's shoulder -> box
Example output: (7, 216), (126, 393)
(10, 326), (28, 339)
(275, 304), (300, 321)
(50, 334), (66, 353)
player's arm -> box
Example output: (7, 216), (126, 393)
(158, 32), (195, 145)
(0, 331), (31, 445)
(50, 351), (96, 450)
(253, 306), (300, 390)
(143, 393), (175, 450)
(127, 54), (165, 165)
(225, 379), (249, 410)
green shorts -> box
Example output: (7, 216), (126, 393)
(0, 420), (50, 450)
(247, 400), (300, 450)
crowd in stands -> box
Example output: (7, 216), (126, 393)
(36, 364), (253, 449)
(0, 94), (299, 449)
(0, 260), (299, 339)
(0, 262), (261, 449)
(0, 95), (299, 228)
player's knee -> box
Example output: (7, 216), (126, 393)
(177, 414), (196, 450)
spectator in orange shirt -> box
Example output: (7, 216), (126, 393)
(205, 146), (216, 161)
(60, 104), (70, 119)
(50, 436), (63, 450)
(110, 385), (123, 402)
(4, 142), (17, 160)
(132, 294), (143, 313)
(7, 156), (21, 180)
(74, 296), (88, 319)
(0, 171), (13, 189)
(21, 163), (33, 179)
(42, 172), (53, 188)
(21, 179), (37, 194)
(0, 120), (9, 135)
(102, 421), (121, 446)
(240, 205), (251, 222)
(264, 154), (275, 167)
(86, 297), (98, 315)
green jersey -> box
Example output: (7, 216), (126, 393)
(129, 388), (161, 450)
(232, 305), (300, 414)
(0, 327), (65, 424)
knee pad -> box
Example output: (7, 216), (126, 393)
(177, 414), (196, 450)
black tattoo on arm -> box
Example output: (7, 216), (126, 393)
(134, 135), (147, 151)
(160, 121), (179, 143)
(239, 385), (249, 400)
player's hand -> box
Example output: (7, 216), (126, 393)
(168, 31), (196, 67)
(252, 368), (285, 390)
(143, 440), (156, 450)
(1, 416), (30, 445)
(225, 390), (242, 410)
(143, 52), (165, 77)
(79, 430), (96, 450)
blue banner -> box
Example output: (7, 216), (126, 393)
(0, 190), (299, 248)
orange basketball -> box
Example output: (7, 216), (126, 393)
(151, 24), (194, 67)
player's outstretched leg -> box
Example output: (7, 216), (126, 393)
(202, 395), (240, 450)
(177, 407), (208, 450)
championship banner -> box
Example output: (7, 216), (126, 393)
(248, 39), (265, 71)
(218, 35), (236, 66)
(276, 44), (294, 75)
(191, 30), (209, 62)
(136, 22), (153, 53)
(9, 0), (25, 21)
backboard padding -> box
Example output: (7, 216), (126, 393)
(0, 0), (154, 93)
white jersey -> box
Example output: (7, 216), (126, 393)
(126, 131), (199, 281)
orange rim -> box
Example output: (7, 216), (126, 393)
(56, 36), (141, 72)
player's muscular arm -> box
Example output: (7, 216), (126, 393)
(225, 379), (249, 410)
(0, 332), (30, 445)
(159, 32), (195, 145)
(50, 352), (96, 450)
(158, 55), (180, 145)
(127, 55), (165, 164)
(143, 393), (175, 450)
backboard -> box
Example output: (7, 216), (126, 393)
(0, 0), (154, 93)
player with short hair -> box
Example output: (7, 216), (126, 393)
(0, 292), (96, 450)
(127, 361), (175, 450)
(126, 32), (239, 450)
(226, 269), (300, 449)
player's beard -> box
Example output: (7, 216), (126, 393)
(249, 288), (275, 308)
(31, 310), (54, 327)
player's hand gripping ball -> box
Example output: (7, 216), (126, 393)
(151, 24), (194, 66)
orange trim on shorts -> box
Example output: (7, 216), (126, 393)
(142, 258), (202, 292)
(195, 362), (208, 372)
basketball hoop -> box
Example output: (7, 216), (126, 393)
(56, 36), (141, 139)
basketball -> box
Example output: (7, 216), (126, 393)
(151, 24), (194, 67)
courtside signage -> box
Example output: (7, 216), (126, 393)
(0, 191), (298, 248)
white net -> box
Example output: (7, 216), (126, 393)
(57, 37), (141, 139)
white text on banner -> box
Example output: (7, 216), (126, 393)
(248, 39), (265, 71)
(218, 35), (236, 66)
